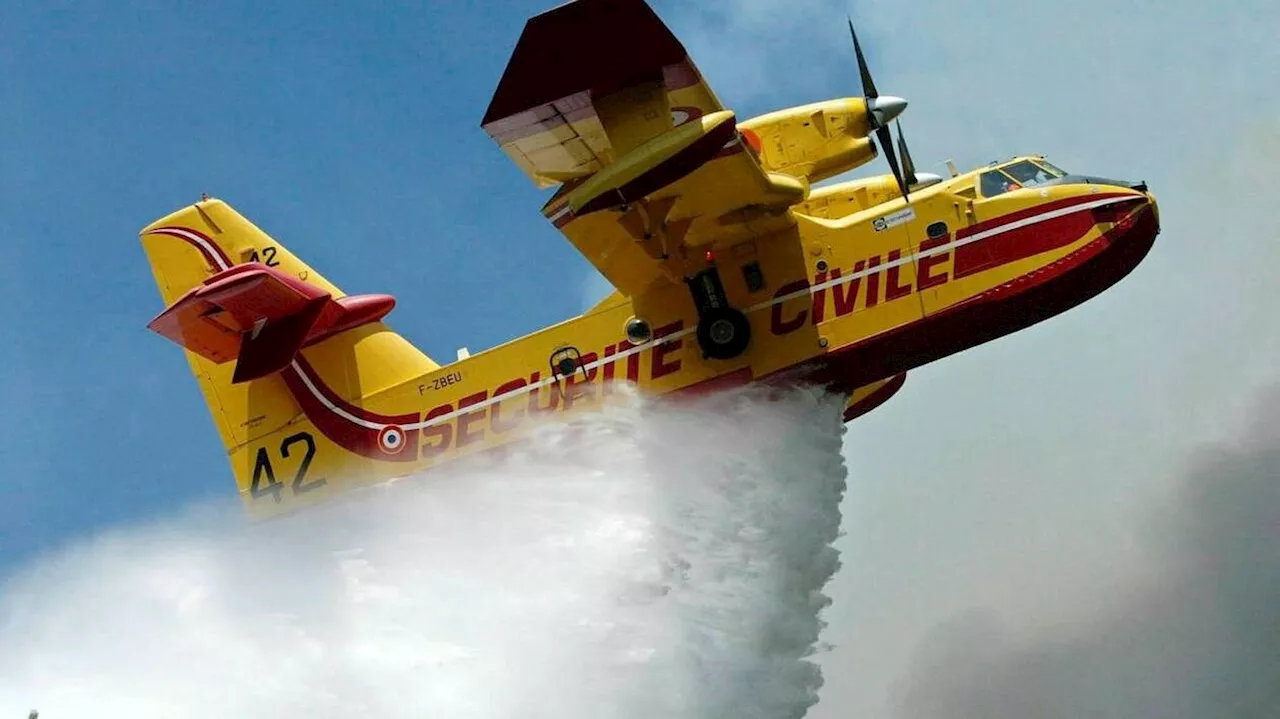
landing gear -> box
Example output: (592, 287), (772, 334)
(697, 306), (751, 360)
(686, 265), (751, 360)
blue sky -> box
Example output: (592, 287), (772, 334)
(1, 1), (1278, 714)
(0, 0), (896, 569)
(0, 0), (599, 566)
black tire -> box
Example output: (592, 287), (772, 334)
(696, 306), (751, 360)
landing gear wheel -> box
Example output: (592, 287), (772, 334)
(696, 306), (751, 360)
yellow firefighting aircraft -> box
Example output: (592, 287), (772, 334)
(141, 0), (1159, 517)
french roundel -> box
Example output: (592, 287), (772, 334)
(378, 425), (406, 454)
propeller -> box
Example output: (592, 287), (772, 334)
(847, 17), (912, 201)
(896, 119), (918, 188)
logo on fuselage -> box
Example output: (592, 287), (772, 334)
(770, 235), (953, 335)
(417, 321), (687, 459)
(872, 206), (916, 232)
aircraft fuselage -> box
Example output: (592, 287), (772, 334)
(233, 158), (1156, 516)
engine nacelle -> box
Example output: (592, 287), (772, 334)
(738, 98), (880, 184)
(794, 173), (944, 220)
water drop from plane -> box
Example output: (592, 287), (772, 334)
(0, 385), (849, 719)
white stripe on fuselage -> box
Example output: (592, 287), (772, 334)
(296, 193), (1141, 432)
(750, 194), (1136, 311)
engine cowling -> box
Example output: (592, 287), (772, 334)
(794, 173), (944, 220)
(738, 98), (880, 184)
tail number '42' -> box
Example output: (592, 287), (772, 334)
(250, 432), (326, 503)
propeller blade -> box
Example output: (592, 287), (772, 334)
(847, 17), (878, 99)
(849, 16), (908, 202)
(877, 124), (909, 202)
(896, 119), (919, 187)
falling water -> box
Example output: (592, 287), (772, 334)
(1, 385), (849, 719)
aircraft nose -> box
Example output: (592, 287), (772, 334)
(1121, 182), (1157, 226)
(1103, 186), (1160, 239)
(868, 96), (907, 128)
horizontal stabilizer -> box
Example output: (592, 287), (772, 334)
(232, 295), (328, 384)
(147, 262), (396, 382)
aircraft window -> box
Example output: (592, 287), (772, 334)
(1035, 160), (1067, 177)
(1002, 160), (1059, 187)
(979, 170), (1020, 197)
(954, 185), (976, 199)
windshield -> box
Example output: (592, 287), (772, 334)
(979, 159), (1067, 197)
(1002, 160), (1060, 186)
(979, 169), (1019, 197)
(1035, 159), (1068, 177)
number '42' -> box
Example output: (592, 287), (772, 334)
(250, 432), (326, 503)
(249, 246), (280, 267)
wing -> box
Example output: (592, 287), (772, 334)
(481, 0), (809, 297)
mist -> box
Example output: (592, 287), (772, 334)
(896, 385), (1280, 717)
(0, 387), (849, 719)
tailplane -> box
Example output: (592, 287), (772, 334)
(140, 198), (439, 513)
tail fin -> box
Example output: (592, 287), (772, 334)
(140, 198), (439, 514)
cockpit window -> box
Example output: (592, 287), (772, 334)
(979, 170), (1019, 197)
(1002, 160), (1059, 187)
(980, 159), (1067, 197)
(1034, 159), (1067, 177)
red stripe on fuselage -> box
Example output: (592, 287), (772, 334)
(282, 355), (421, 462)
(953, 193), (1134, 278)
(788, 203), (1158, 393)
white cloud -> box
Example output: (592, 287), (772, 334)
(659, 1), (1280, 716)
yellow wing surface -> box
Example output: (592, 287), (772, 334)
(481, 0), (881, 298)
